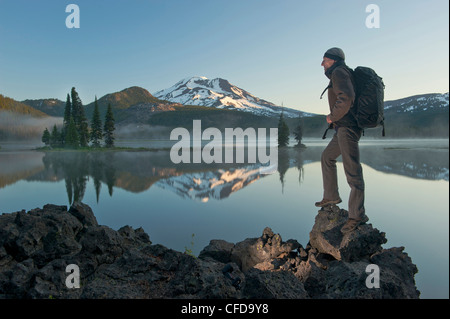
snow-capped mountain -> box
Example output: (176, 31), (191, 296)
(384, 92), (449, 113)
(155, 165), (264, 202)
(154, 76), (310, 118)
(380, 92), (448, 137)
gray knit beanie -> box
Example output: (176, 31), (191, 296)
(324, 47), (345, 62)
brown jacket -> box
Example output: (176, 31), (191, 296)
(327, 64), (357, 127)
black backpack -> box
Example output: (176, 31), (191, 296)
(321, 65), (385, 139)
(350, 66), (385, 136)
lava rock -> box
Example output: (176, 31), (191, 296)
(0, 203), (420, 299)
(309, 206), (387, 261)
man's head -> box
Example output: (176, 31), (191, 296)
(321, 47), (345, 72)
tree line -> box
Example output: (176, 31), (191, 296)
(41, 87), (115, 149)
(277, 107), (305, 148)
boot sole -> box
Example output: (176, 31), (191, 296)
(315, 199), (342, 207)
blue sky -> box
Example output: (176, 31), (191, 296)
(0, 0), (448, 115)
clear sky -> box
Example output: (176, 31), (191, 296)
(0, 0), (448, 115)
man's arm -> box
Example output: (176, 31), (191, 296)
(327, 67), (355, 123)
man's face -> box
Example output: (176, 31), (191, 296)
(321, 57), (335, 72)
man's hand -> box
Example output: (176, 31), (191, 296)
(326, 115), (333, 124)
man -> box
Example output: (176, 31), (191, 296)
(316, 47), (368, 233)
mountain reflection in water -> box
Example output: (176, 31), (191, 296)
(0, 142), (447, 205)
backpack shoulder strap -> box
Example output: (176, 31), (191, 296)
(343, 66), (356, 92)
(320, 81), (332, 99)
(320, 65), (354, 99)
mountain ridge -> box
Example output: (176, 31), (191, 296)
(13, 82), (449, 122)
(381, 92), (448, 137)
(154, 76), (309, 118)
(1, 94), (49, 118)
(92, 86), (162, 110)
(2, 82), (449, 139)
(384, 92), (448, 113)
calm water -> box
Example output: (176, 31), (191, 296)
(0, 138), (448, 298)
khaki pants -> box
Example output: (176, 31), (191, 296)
(321, 126), (365, 219)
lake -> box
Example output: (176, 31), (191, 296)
(0, 138), (448, 299)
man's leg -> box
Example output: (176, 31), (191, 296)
(320, 132), (341, 202)
(337, 127), (365, 220)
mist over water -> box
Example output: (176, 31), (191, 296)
(0, 111), (63, 141)
(114, 124), (173, 140)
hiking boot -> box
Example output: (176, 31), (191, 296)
(341, 215), (369, 233)
(315, 198), (342, 207)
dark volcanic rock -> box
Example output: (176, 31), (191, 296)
(309, 205), (387, 261)
(68, 202), (98, 227)
(229, 227), (300, 272)
(198, 239), (234, 264)
(0, 203), (420, 299)
(243, 268), (309, 299)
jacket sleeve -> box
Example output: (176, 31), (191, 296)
(328, 67), (355, 122)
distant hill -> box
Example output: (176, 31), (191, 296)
(380, 92), (449, 137)
(384, 92), (448, 113)
(2, 87), (448, 140)
(94, 86), (161, 109)
(84, 86), (166, 120)
(1, 94), (48, 118)
(21, 98), (65, 117)
(144, 103), (326, 137)
(0, 94), (62, 140)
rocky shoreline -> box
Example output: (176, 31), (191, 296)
(0, 202), (420, 299)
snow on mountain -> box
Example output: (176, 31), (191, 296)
(384, 92), (449, 113)
(154, 76), (311, 118)
(155, 165), (264, 202)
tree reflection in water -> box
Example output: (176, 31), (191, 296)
(43, 152), (116, 204)
(37, 144), (448, 205)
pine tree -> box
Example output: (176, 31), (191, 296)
(293, 114), (305, 148)
(71, 87), (81, 124)
(63, 94), (72, 127)
(50, 125), (60, 148)
(277, 109), (290, 147)
(42, 128), (50, 146)
(62, 93), (72, 146)
(65, 117), (79, 149)
(71, 87), (89, 147)
(90, 96), (103, 148)
(103, 103), (115, 148)
(79, 119), (89, 147)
